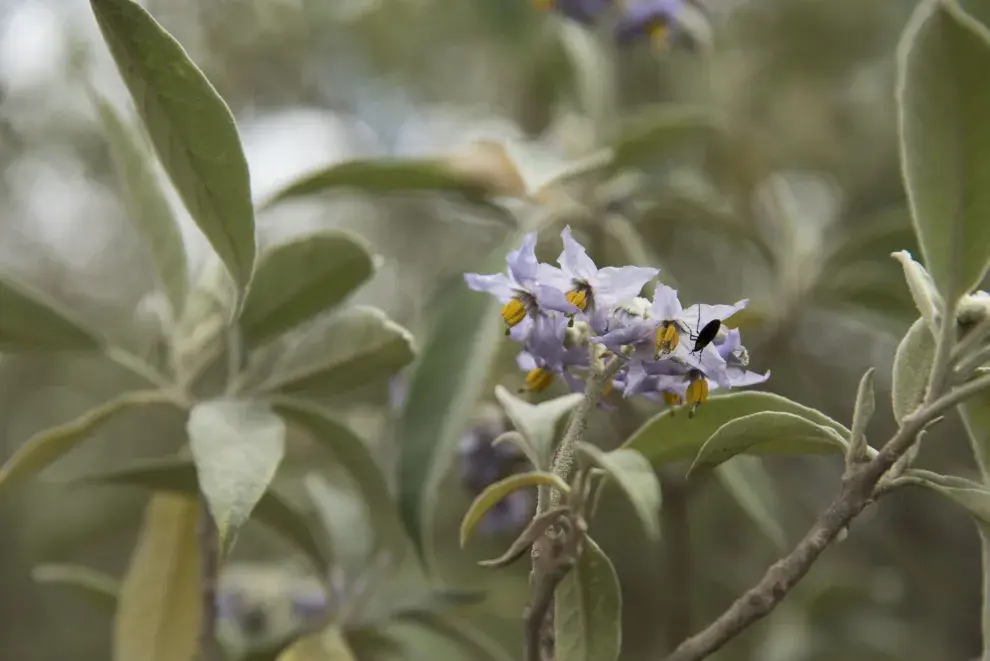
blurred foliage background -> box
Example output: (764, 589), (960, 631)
(0, 0), (985, 659)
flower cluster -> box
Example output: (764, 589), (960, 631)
(535, 0), (694, 50)
(465, 227), (768, 416)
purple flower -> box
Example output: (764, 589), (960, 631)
(291, 589), (329, 621)
(465, 233), (579, 334)
(517, 314), (590, 392)
(615, 0), (685, 47)
(538, 226), (658, 333)
(535, 0), (612, 26)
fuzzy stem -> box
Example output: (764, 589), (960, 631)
(546, 355), (624, 510)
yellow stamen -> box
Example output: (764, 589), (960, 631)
(662, 391), (682, 407)
(686, 376), (709, 418)
(566, 288), (589, 311)
(525, 368), (554, 392)
(655, 321), (680, 357)
(649, 22), (670, 50)
(603, 380), (615, 397)
(500, 298), (527, 331)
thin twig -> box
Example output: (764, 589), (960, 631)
(663, 370), (990, 661)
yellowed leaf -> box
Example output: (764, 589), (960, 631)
(113, 493), (203, 661)
(277, 627), (357, 661)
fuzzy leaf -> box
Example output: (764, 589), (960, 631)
(0, 275), (101, 351)
(493, 386), (583, 469)
(897, 0), (990, 300)
(555, 536), (622, 661)
(91, 0), (256, 292)
(239, 231), (375, 348)
(74, 457), (327, 569)
(687, 412), (848, 476)
(892, 318), (936, 425)
(263, 306), (415, 396)
(624, 391), (850, 467)
(93, 91), (188, 317)
(113, 493), (202, 661)
(0, 390), (174, 495)
(608, 105), (719, 176)
(891, 251), (942, 333)
(187, 398), (286, 556)
(901, 469), (990, 524)
(577, 443), (661, 542)
(459, 472), (569, 547)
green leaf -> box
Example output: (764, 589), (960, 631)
(492, 431), (541, 470)
(0, 274), (101, 351)
(459, 472), (570, 547)
(92, 91), (188, 317)
(302, 473), (371, 577)
(0, 390), (174, 495)
(91, 0), (256, 293)
(892, 318), (936, 425)
(187, 398), (287, 556)
(260, 158), (498, 209)
(273, 399), (401, 552)
(276, 627), (357, 661)
(608, 105), (720, 176)
(262, 306), (416, 397)
(963, 391), (990, 484)
(714, 457), (787, 551)
(114, 493), (202, 661)
(395, 233), (521, 561)
(687, 412), (848, 476)
(73, 457), (327, 569)
(493, 386), (583, 469)
(555, 536), (622, 661)
(897, 0), (990, 300)
(239, 231), (376, 349)
(900, 469), (990, 524)
(891, 251), (942, 333)
(623, 391), (850, 467)
(32, 563), (120, 613)
(576, 444), (662, 542)
(478, 506), (568, 569)
(171, 255), (237, 376)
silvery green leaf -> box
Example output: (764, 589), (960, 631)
(92, 90), (188, 318)
(262, 307), (415, 397)
(0, 274), (101, 351)
(187, 398), (287, 556)
(687, 412), (848, 476)
(847, 367), (876, 465)
(239, 231), (376, 349)
(555, 536), (622, 661)
(91, 0), (256, 295)
(624, 392), (851, 467)
(576, 443), (661, 543)
(891, 251), (942, 333)
(900, 469), (990, 524)
(892, 318), (936, 425)
(493, 386), (583, 469)
(897, 0), (990, 301)
(302, 473), (372, 580)
(0, 390), (175, 495)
